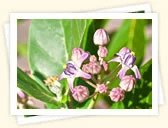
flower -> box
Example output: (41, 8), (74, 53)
(97, 46), (108, 58)
(44, 76), (62, 101)
(109, 87), (125, 102)
(17, 88), (26, 99)
(72, 85), (89, 103)
(96, 84), (108, 93)
(82, 61), (101, 75)
(93, 28), (109, 45)
(59, 61), (91, 91)
(89, 55), (97, 62)
(59, 47), (91, 101)
(119, 75), (136, 92)
(109, 47), (141, 79)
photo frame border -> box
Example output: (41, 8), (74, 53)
(10, 12), (158, 115)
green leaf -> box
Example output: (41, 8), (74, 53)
(17, 68), (59, 105)
(17, 43), (27, 57)
(28, 19), (91, 78)
(111, 102), (125, 109)
(123, 59), (152, 108)
(107, 19), (146, 65)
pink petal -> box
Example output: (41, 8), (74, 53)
(131, 65), (141, 79)
(117, 66), (129, 79)
(77, 68), (91, 79)
(67, 78), (75, 92)
(108, 56), (121, 63)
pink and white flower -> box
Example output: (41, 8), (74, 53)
(72, 85), (89, 103)
(96, 84), (108, 93)
(93, 29), (109, 46)
(109, 47), (141, 79)
(119, 75), (136, 92)
(109, 87), (125, 102)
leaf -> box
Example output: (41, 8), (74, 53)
(111, 102), (125, 109)
(123, 59), (152, 108)
(74, 95), (97, 109)
(28, 19), (91, 78)
(107, 19), (146, 65)
(17, 68), (59, 105)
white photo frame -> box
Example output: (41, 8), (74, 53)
(10, 12), (158, 116)
(3, 4), (162, 124)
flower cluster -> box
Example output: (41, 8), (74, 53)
(44, 28), (141, 103)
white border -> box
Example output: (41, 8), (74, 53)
(15, 4), (162, 124)
(92, 3), (151, 13)
(10, 13), (158, 115)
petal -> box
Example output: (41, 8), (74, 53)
(131, 65), (141, 79)
(116, 47), (131, 59)
(76, 68), (91, 79)
(67, 78), (75, 92)
(102, 61), (108, 71)
(59, 72), (67, 80)
(117, 66), (129, 79)
(108, 56), (121, 63)
(77, 52), (89, 67)
(71, 48), (89, 67)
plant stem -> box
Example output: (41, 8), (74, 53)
(92, 75), (97, 83)
(101, 64), (121, 82)
(85, 80), (97, 88)
(87, 93), (98, 109)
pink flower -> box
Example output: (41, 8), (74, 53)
(82, 63), (90, 73)
(17, 88), (26, 99)
(109, 87), (125, 102)
(97, 46), (108, 58)
(96, 84), (108, 93)
(72, 85), (89, 103)
(87, 62), (101, 74)
(109, 47), (141, 79)
(119, 75), (136, 92)
(89, 55), (97, 62)
(59, 48), (91, 92)
(59, 61), (91, 91)
(93, 29), (109, 46)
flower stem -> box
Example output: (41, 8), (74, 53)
(85, 80), (97, 88)
(87, 93), (98, 109)
(92, 75), (97, 83)
(101, 64), (121, 82)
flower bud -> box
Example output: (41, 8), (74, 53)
(82, 64), (90, 73)
(89, 55), (97, 62)
(72, 85), (89, 103)
(97, 46), (108, 58)
(93, 29), (109, 45)
(88, 62), (101, 74)
(109, 87), (125, 102)
(102, 61), (108, 71)
(96, 84), (108, 93)
(119, 75), (136, 92)
(17, 88), (26, 99)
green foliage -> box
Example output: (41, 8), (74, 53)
(112, 59), (152, 109)
(17, 68), (59, 105)
(107, 19), (146, 65)
(28, 19), (92, 78)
